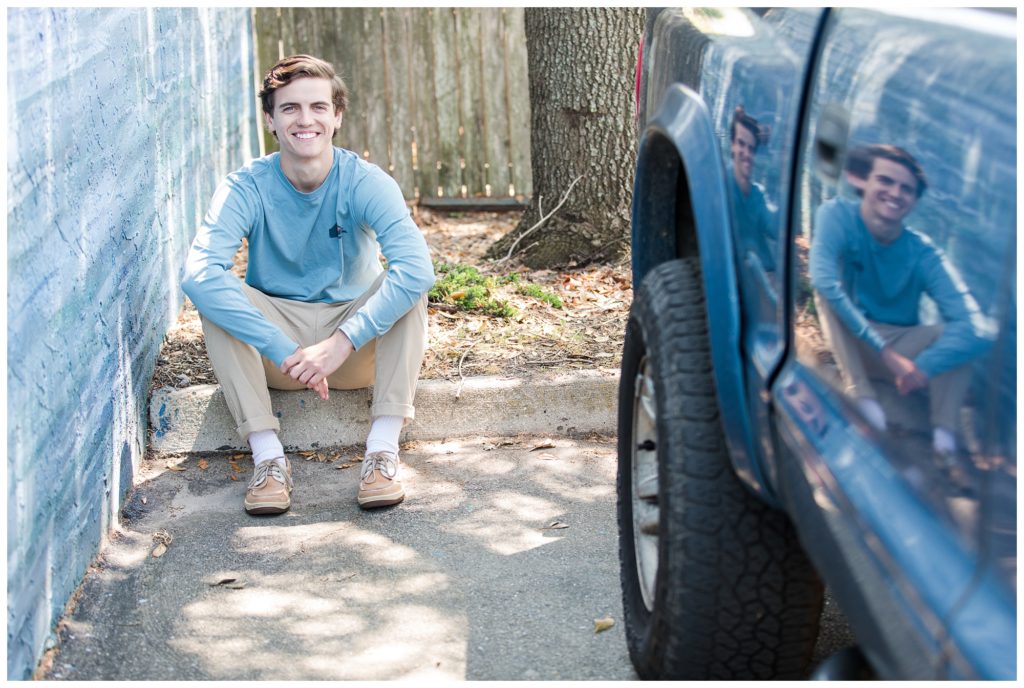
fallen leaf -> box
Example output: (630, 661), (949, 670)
(165, 462), (186, 472)
(594, 617), (615, 633)
(152, 543), (167, 558)
(536, 452), (558, 461)
(198, 459), (209, 471)
(209, 578), (238, 587)
(541, 521), (569, 530)
(530, 442), (556, 451)
(141, 497), (148, 505)
(336, 463), (354, 470)
(229, 474), (238, 481)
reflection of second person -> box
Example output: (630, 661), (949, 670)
(730, 106), (776, 274)
(809, 144), (992, 460)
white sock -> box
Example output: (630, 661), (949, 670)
(933, 427), (956, 454)
(366, 415), (404, 456)
(249, 429), (285, 466)
(856, 397), (887, 432)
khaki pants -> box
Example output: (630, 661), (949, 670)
(816, 297), (970, 431)
(200, 273), (428, 440)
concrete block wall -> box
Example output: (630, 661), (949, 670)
(6, 8), (259, 679)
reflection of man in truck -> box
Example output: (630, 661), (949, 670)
(809, 144), (991, 458)
(730, 106), (776, 273)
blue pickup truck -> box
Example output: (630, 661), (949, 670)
(617, 8), (1015, 680)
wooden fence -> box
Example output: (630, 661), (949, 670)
(253, 7), (532, 201)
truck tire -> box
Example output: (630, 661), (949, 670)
(617, 257), (823, 679)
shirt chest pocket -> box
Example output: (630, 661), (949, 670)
(331, 216), (378, 285)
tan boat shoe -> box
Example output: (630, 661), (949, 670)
(358, 451), (404, 509)
(244, 457), (293, 515)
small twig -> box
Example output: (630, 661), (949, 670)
(455, 341), (478, 400)
(524, 356), (595, 367)
(497, 175), (584, 264)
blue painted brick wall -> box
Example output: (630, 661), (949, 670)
(6, 7), (259, 679)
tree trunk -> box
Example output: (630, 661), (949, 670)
(487, 7), (643, 269)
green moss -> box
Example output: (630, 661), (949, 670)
(517, 283), (563, 308)
(429, 261), (562, 316)
(430, 262), (517, 318)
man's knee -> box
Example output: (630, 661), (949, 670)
(881, 322), (942, 358)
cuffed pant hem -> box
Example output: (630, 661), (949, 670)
(372, 403), (415, 422)
(237, 414), (282, 441)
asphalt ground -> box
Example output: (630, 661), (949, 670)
(41, 365), (853, 680)
(40, 435), (638, 681)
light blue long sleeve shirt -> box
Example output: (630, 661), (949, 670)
(809, 197), (991, 379)
(182, 148), (434, 366)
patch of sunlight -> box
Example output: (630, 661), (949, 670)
(285, 615), (363, 638)
(466, 456), (517, 475)
(186, 587), (338, 619)
(392, 571), (450, 595)
(424, 440), (469, 455)
(105, 535), (156, 569)
(233, 521), (418, 565)
(682, 7), (754, 37)
(294, 604), (466, 680)
(565, 484), (616, 502)
(446, 491), (563, 556)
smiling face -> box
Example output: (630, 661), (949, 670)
(263, 77), (342, 166)
(731, 123), (757, 191)
(859, 157), (919, 239)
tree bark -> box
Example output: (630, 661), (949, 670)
(487, 7), (643, 269)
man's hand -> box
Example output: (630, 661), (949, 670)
(281, 330), (355, 401)
(880, 346), (928, 395)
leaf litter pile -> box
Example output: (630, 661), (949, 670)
(150, 209), (631, 391)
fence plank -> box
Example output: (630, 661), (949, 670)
(330, 8), (366, 156)
(381, 8), (414, 194)
(481, 9), (511, 197)
(456, 8), (484, 197)
(359, 9), (389, 169)
(409, 9), (437, 198)
(503, 7), (532, 198)
(431, 8), (461, 198)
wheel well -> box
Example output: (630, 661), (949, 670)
(674, 162), (699, 260)
(633, 130), (700, 285)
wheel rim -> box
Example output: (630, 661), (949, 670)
(631, 355), (660, 612)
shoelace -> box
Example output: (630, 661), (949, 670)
(248, 458), (288, 490)
(361, 452), (399, 484)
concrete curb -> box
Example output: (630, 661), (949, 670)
(149, 368), (620, 453)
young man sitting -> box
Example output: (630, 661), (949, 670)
(809, 144), (991, 461)
(183, 54), (434, 514)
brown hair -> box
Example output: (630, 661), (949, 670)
(730, 106), (765, 149)
(845, 144), (928, 198)
(258, 54), (348, 116)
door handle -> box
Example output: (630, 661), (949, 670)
(814, 102), (850, 184)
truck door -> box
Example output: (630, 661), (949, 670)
(777, 8), (1015, 679)
(693, 8), (823, 483)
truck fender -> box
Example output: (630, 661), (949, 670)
(631, 83), (777, 505)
